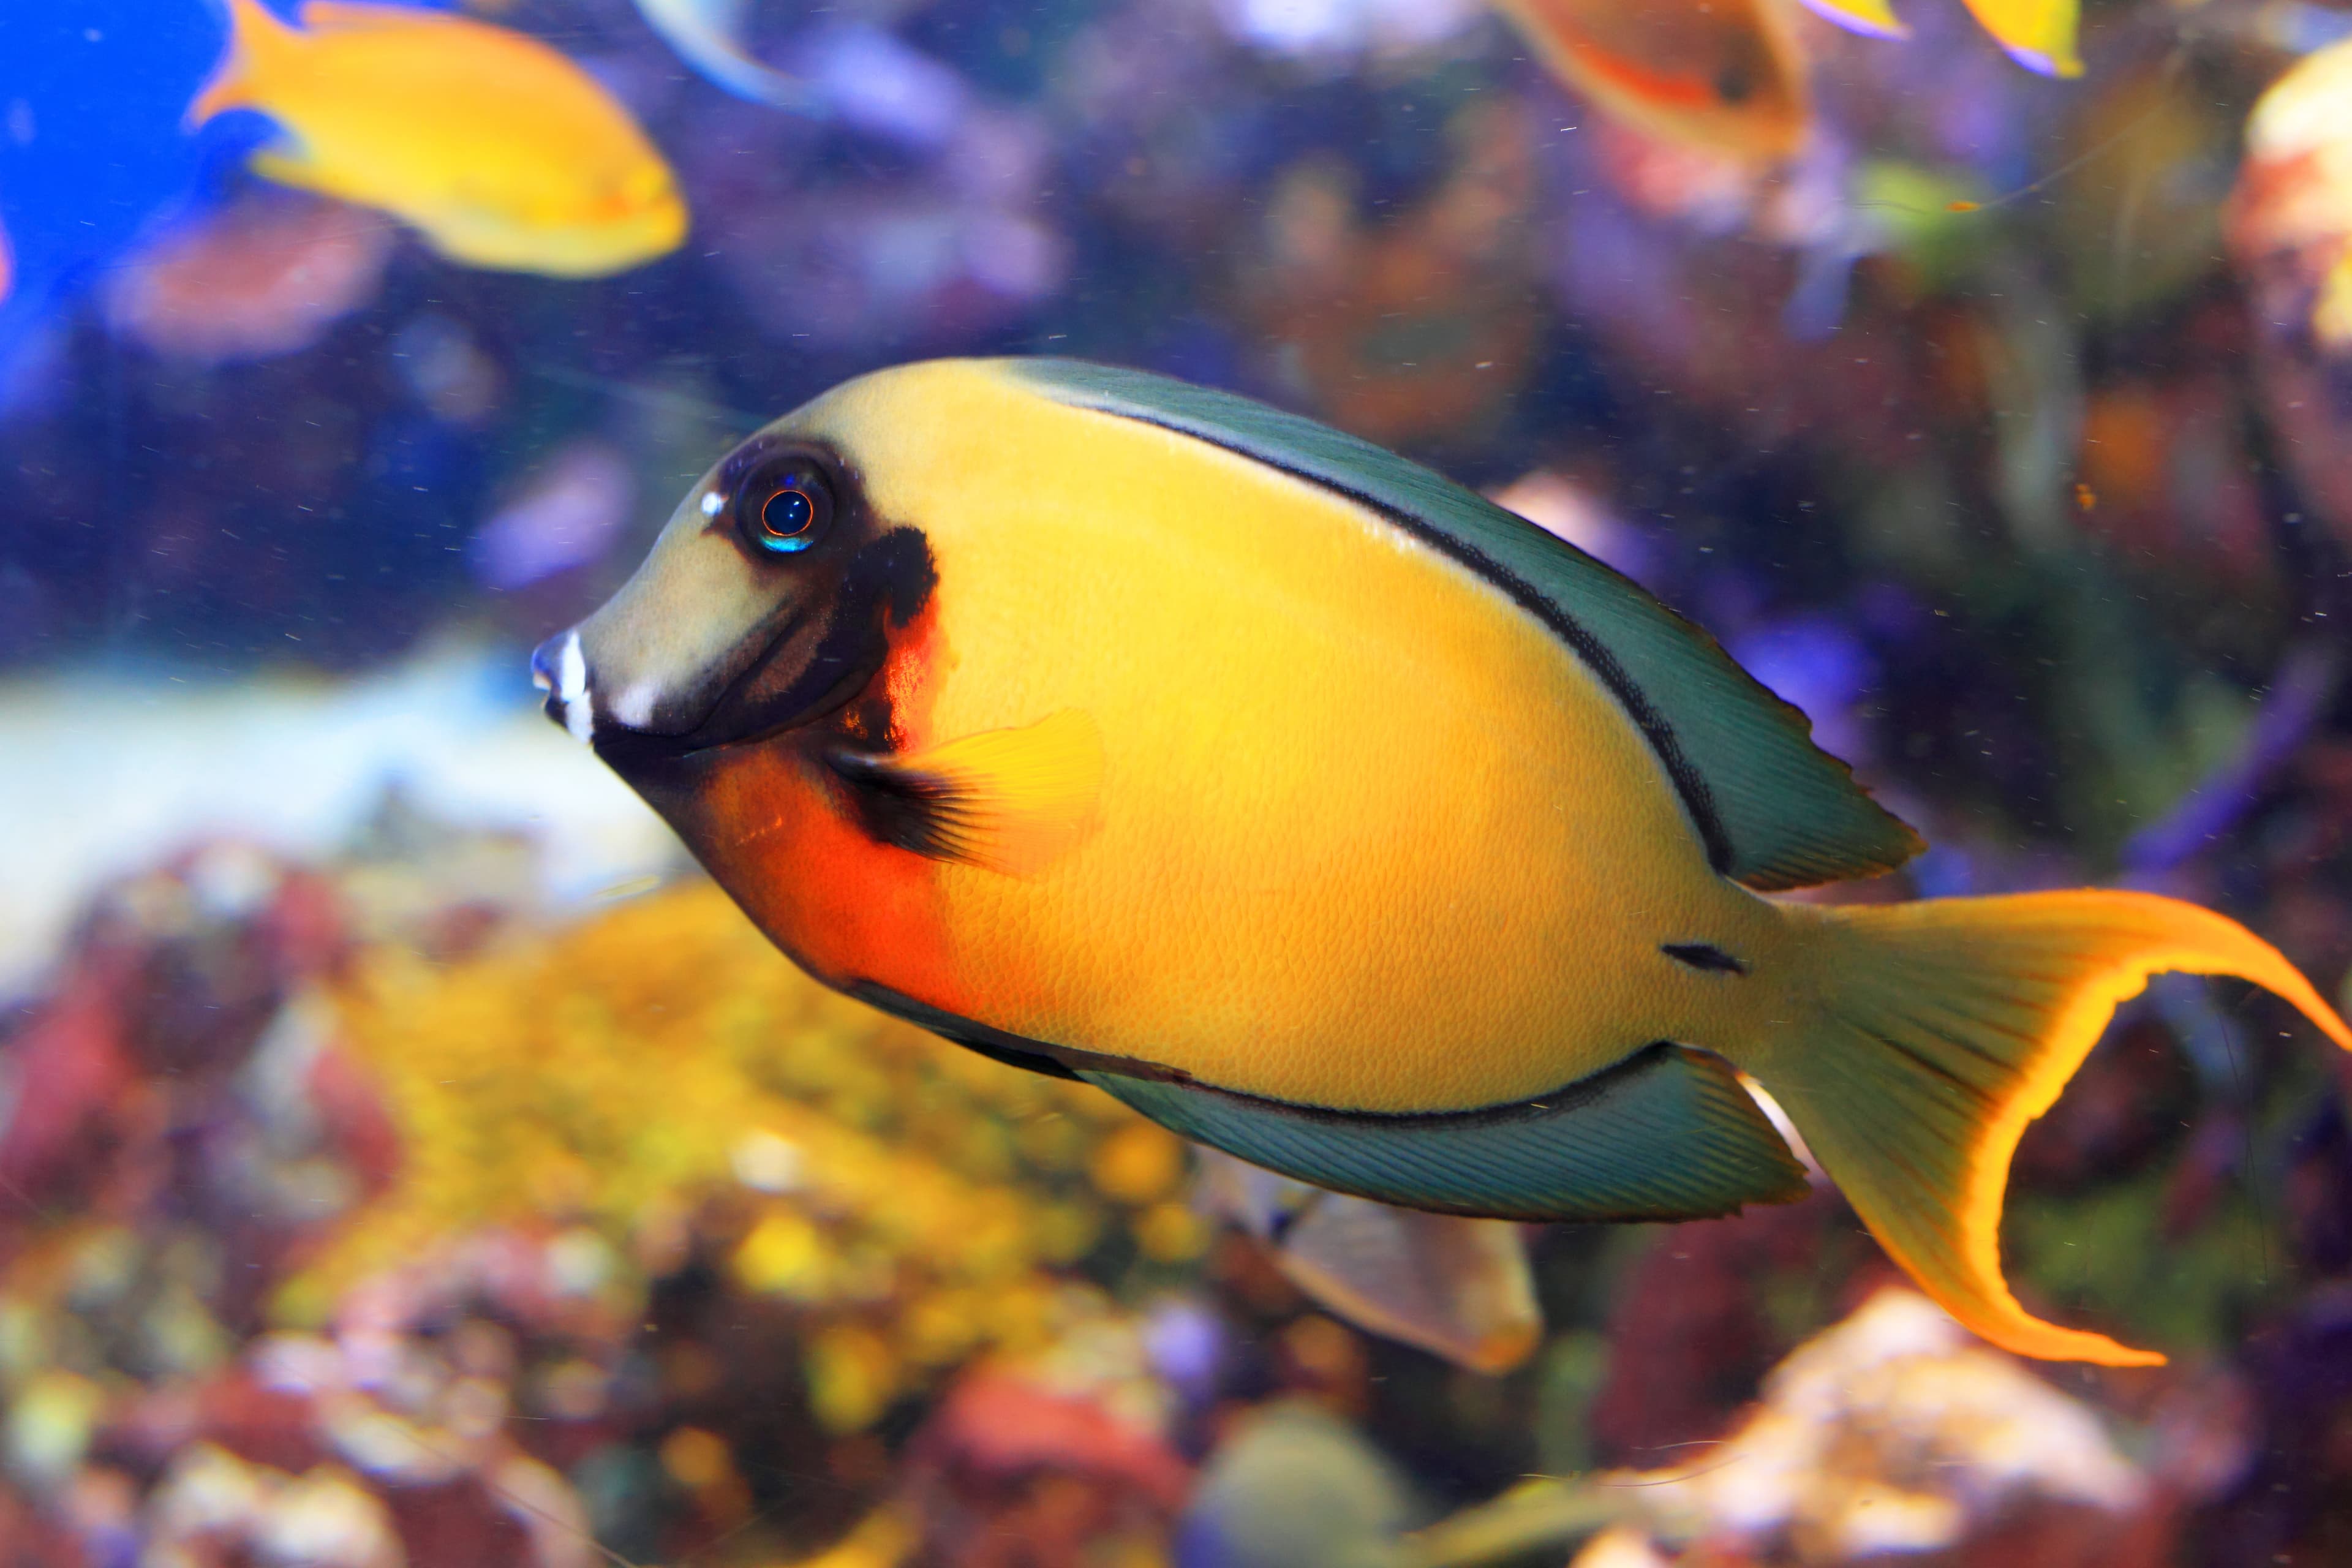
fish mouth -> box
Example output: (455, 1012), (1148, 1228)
(528, 606), (872, 761)
(529, 629), (597, 745)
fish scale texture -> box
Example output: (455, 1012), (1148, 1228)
(1006, 357), (1924, 893)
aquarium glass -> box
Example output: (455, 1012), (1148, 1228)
(4, 1), (2351, 1564)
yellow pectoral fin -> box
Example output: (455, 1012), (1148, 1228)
(832, 710), (1104, 876)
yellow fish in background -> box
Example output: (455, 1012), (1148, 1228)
(1802, 0), (2083, 77)
(189, 0), (687, 277)
(1490, 0), (1814, 164)
(535, 358), (2352, 1368)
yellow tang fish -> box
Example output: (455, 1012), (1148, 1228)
(1491, 0), (1813, 164)
(1802, 0), (2082, 78)
(188, 0), (687, 278)
(535, 358), (2352, 1368)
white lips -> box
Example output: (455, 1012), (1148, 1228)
(557, 630), (594, 745)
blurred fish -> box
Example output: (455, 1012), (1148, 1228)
(635, 5), (971, 148)
(537, 357), (2352, 1368)
(1798, 0), (1907, 38)
(2225, 0), (2352, 55)
(2230, 34), (2352, 345)
(1194, 1150), (1540, 1374)
(1177, 1400), (1412, 1568)
(1804, 0), (2081, 76)
(633, 0), (824, 113)
(807, 24), (973, 152)
(101, 190), (392, 363)
(1490, 0), (1812, 164)
(2229, 28), (2352, 548)
(469, 441), (636, 590)
(1243, 102), (1540, 443)
(1959, 0), (2082, 74)
(188, 0), (687, 277)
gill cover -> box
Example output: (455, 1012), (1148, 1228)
(548, 432), (932, 748)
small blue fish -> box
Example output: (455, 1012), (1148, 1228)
(632, 0), (824, 113)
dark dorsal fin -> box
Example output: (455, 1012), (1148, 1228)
(1001, 357), (1922, 892)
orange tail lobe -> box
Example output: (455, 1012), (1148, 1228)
(187, 0), (298, 127)
(1749, 889), (2352, 1366)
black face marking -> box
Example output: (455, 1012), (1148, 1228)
(762, 526), (933, 713)
(670, 525), (936, 752)
(1664, 942), (1749, 976)
(865, 524), (938, 630)
(1072, 409), (1736, 875)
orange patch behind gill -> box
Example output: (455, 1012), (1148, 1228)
(689, 598), (967, 1016)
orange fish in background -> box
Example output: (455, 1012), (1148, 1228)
(1240, 102), (1544, 447)
(1491, 0), (1814, 165)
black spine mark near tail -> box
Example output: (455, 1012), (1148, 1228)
(1664, 942), (1749, 976)
(1079, 409), (1735, 873)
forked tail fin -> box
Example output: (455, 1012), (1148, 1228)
(188, 0), (299, 127)
(1749, 889), (2352, 1366)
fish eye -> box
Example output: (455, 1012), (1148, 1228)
(739, 461), (834, 556)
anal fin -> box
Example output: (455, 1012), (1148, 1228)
(1084, 1042), (1809, 1225)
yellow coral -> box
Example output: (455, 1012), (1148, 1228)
(301, 882), (1182, 1429)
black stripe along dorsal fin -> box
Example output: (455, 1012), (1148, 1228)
(1001, 356), (1921, 892)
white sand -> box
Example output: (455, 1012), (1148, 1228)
(0, 642), (682, 999)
